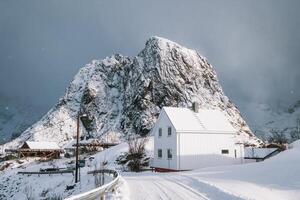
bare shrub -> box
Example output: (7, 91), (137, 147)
(126, 135), (148, 172)
(268, 129), (288, 144)
(290, 129), (300, 142)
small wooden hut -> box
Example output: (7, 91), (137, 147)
(18, 141), (62, 159)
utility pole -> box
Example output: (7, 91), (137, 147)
(297, 117), (300, 136)
(75, 113), (80, 183)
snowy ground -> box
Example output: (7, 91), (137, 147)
(1, 138), (300, 200)
(0, 155), (113, 199)
(122, 172), (242, 200)
(121, 140), (300, 200)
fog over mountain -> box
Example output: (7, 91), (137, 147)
(0, 0), (300, 142)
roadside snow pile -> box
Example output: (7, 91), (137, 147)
(185, 139), (300, 200)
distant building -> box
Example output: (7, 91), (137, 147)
(152, 106), (243, 171)
(18, 141), (62, 159)
(63, 138), (116, 157)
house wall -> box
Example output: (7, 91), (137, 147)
(178, 132), (243, 170)
(153, 110), (178, 170)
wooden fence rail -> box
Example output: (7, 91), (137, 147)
(17, 169), (74, 175)
(64, 169), (120, 200)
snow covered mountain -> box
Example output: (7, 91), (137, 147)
(2, 36), (261, 149)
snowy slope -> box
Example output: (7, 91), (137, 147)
(240, 100), (300, 140)
(1, 36), (260, 150)
(185, 140), (300, 200)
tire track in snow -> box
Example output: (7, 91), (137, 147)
(151, 181), (173, 200)
(174, 174), (244, 200)
(153, 179), (206, 200)
(164, 176), (210, 200)
(125, 174), (208, 200)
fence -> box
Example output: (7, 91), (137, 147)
(18, 169), (74, 176)
(64, 169), (120, 200)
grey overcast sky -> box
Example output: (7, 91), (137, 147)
(0, 0), (300, 120)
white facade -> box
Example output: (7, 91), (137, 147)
(152, 107), (243, 170)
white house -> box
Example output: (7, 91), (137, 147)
(152, 106), (243, 171)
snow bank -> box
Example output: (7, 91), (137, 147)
(187, 139), (300, 200)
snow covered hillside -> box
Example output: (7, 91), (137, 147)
(1, 36), (260, 150)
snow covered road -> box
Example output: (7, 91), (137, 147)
(123, 172), (242, 200)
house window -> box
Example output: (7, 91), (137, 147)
(158, 149), (162, 158)
(167, 127), (172, 136)
(167, 149), (172, 159)
(158, 128), (162, 137)
(221, 149), (229, 154)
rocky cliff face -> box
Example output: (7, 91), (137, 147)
(2, 37), (260, 149)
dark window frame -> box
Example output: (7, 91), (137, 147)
(234, 149), (237, 158)
(167, 126), (172, 136)
(167, 148), (172, 159)
(221, 149), (229, 154)
(158, 128), (162, 137)
(158, 149), (162, 158)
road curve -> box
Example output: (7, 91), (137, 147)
(122, 172), (243, 200)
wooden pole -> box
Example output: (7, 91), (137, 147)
(75, 113), (80, 183)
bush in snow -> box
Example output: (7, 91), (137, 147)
(116, 135), (149, 172)
(290, 129), (300, 142)
(268, 129), (288, 144)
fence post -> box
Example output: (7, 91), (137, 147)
(100, 194), (105, 200)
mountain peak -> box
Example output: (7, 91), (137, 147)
(146, 36), (177, 46)
(144, 36), (192, 53)
(1, 37), (261, 150)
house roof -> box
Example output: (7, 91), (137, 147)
(21, 141), (61, 150)
(162, 107), (236, 133)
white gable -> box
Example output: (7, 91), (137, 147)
(24, 141), (61, 150)
(162, 107), (235, 134)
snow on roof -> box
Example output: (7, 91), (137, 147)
(162, 107), (236, 133)
(64, 139), (76, 149)
(195, 109), (236, 133)
(163, 107), (205, 132)
(22, 141), (61, 150)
